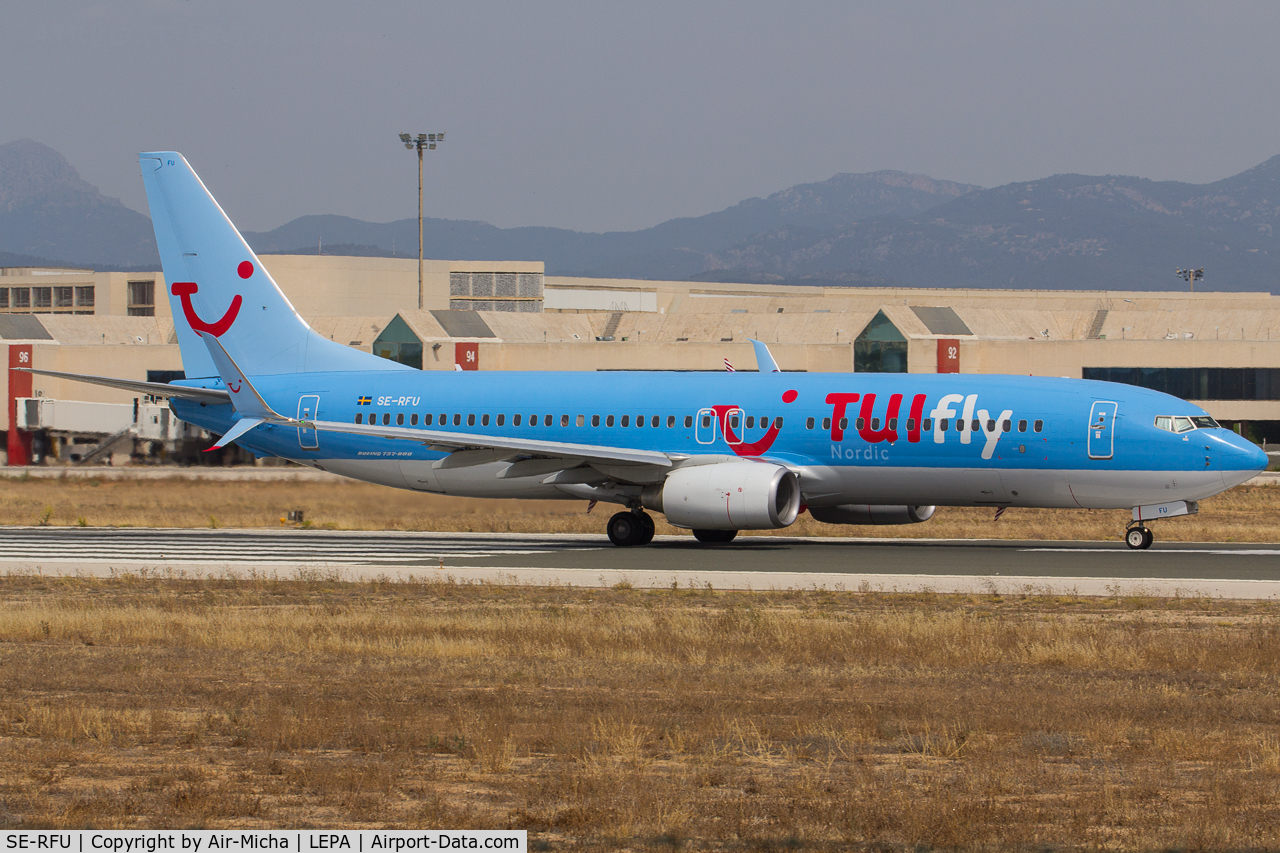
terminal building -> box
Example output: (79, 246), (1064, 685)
(3, 255), (1278, 465)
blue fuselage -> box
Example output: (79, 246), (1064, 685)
(173, 369), (1267, 510)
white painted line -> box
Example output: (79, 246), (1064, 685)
(1021, 548), (1280, 556)
(4, 562), (1279, 600)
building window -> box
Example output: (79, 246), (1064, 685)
(11, 288), (29, 309)
(76, 286), (95, 309)
(1083, 367), (1280, 402)
(128, 280), (155, 316)
(32, 287), (52, 311)
(0, 288), (7, 309)
(54, 287), (74, 309)
(854, 310), (908, 373)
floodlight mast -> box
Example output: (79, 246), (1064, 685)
(399, 132), (446, 310)
(1175, 267), (1204, 292)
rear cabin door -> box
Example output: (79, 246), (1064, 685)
(1087, 401), (1117, 460)
(297, 395), (320, 450)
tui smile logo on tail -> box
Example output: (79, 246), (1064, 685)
(170, 261), (252, 337)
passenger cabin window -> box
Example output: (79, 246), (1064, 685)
(544, 415), (552, 426)
(684, 415), (693, 428)
(355, 413), (363, 424)
(607, 415), (616, 427)
(922, 419), (932, 431)
(806, 417), (815, 429)
(467, 414), (476, 426)
(497, 414), (504, 426)
(1033, 420), (1043, 432)
(514, 414), (522, 426)
(382, 413), (390, 425)
(481, 414), (490, 426)
(622, 415), (630, 427)
(592, 415), (600, 427)
(1018, 419), (1027, 432)
(577, 415), (585, 427)
(667, 416), (675, 428)
(652, 416), (659, 428)
(396, 413), (404, 425)
(561, 414), (570, 427)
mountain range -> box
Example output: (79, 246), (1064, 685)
(1, 138), (1277, 292)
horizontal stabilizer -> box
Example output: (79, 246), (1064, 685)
(199, 332), (289, 422)
(11, 367), (230, 402)
(206, 417), (264, 451)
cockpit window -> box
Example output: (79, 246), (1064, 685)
(1156, 415), (1219, 433)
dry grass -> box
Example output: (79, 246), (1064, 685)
(0, 473), (1278, 542)
(2, 575), (1280, 849)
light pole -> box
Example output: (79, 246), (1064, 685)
(399, 132), (445, 310)
(1175, 267), (1203, 292)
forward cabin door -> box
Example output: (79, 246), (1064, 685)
(297, 395), (320, 450)
(1087, 401), (1117, 460)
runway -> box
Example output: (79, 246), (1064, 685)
(2, 527), (1279, 599)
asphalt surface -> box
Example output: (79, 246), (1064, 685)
(1, 527), (1278, 597)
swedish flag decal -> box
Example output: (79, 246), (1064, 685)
(357, 396), (372, 405)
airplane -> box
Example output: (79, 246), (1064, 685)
(20, 153), (1269, 550)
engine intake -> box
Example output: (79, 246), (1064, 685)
(642, 462), (800, 530)
(808, 504), (936, 526)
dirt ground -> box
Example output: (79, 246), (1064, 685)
(0, 471), (1277, 544)
(2, 576), (1280, 849)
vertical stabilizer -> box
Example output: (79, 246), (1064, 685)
(138, 152), (409, 378)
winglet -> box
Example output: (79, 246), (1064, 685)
(749, 339), (781, 373)
(199, 332), (289, 422)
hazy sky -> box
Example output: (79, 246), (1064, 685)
(6, 1), (1280, 233)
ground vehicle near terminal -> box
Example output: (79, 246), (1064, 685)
(23, 153), (1269, 549)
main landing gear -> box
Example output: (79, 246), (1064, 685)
(1124, 524), (1154, 550)
(608, 510), (655, 547)
(692, 529), (738, 544)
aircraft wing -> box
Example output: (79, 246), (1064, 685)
(11, 367), (231, 403)
(306, 418), (675, 468)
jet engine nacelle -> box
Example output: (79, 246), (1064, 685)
(642, 462), (801, 530)
(808, 504), (936, 525)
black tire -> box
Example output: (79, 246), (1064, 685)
(1125, 527), (1153, 550)
(608, 511), (643, 547)
(636, 512), (656, 545)
(692, 529), (738, 544)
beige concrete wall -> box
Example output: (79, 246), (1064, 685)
(2, 343), (184, 430)
(477, 341), (854, 373)
(260, 255), (545, 316)
(0, 271), (169, 320)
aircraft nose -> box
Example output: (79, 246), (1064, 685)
(1221, 433), (1269, 479)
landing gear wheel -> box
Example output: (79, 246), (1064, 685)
(608, 511), (645, 547)
(636, 511), (656, 545)
(1125, 527), (1154, 550)
(692, 529), (738, 544)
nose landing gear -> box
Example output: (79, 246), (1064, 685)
(1124, 524), (1154, 550)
